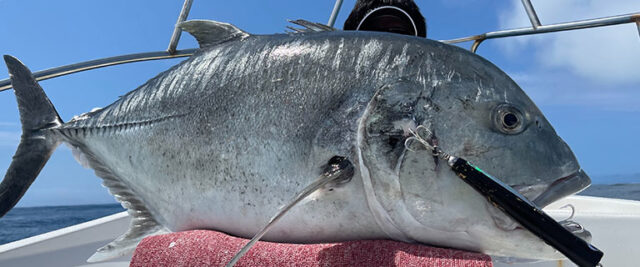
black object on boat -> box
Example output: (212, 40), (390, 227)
(448, 157), (604, 267)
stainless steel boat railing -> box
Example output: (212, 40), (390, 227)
(440, 12), (640, 53)
(0, 0), (638, 91)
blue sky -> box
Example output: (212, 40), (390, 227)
(0, 0), (638, 207)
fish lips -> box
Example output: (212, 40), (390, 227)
(532, 169), (591, 208)
(525, 170), (594, 242)
(490, 169), (591, 232)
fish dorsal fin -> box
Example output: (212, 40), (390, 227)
(178, 20), (249, 48)
(287, 19), (336, 33)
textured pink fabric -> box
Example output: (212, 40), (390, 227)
(131, 230), (492, 267)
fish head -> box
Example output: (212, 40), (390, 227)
(356, 41), (589, 259)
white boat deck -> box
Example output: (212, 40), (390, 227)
(495, 195), (640, 267)
(0, 195), (638, 267)
(0, 212), (132, 267)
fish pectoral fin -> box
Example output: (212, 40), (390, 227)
(227, 156), (353, 266)
(287, 19), (336, 33)
(179, 20), (250, 48)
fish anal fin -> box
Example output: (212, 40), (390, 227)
(66, 143), (169, 262)
(179, 20), (250, 48)
(87, 218), (169, 262)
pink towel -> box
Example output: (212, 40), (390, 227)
(131, 230), (492, 267)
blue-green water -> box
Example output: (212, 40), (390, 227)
(0, 204), (124, 245)
(579, 183), (640, 201)
(0, 184), (637, 246)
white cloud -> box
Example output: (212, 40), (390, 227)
(498, 0), (640, 84)
(509, 69), (640, 111)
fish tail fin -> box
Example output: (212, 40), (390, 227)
(0, 55), (63, 217)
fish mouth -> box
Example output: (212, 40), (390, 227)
(520, 170), (593, 241)
(532, 169), (591, 208)
(489, 169), (592, 235)
(524, 170), (593, 241)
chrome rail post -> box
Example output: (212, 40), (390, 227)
(327, 0), (344, 27)
(0, 50), (196, 92)
(440, 13), (640, 53)
(1, 7), (636, 91)
(1, 0), (198, 91)
(470, 39), (484, 53)
(167, 0), (194, 55)
(521, 0), (542, 29)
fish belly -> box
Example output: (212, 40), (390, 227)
(74, 115), (384, 243)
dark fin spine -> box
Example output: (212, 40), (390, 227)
(0, 55), (63, 217)
(287, 19), (336, 33)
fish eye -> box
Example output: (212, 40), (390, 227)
(502, 113), (519, 129)
(493, 104), (525, 134)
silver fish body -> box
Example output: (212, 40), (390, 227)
(1, 20), (590, 261)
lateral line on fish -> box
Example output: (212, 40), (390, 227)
(56, 113), (188, 135)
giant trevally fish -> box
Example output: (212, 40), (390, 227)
(0, 20), (591, 262)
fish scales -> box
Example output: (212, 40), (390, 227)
(59, 33), (410, 238)
(0, 20), (592, 262)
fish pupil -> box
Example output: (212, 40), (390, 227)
(503, 113), (519, 129)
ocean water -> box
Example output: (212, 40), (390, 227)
(0, 204), (124, 245)
(0, 184), (637, 246)
(578, 183), (640, 201)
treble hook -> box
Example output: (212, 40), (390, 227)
(404, 125), (434, 152)
(404, 125), (450, 161)
(559, 204), (576, 222)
